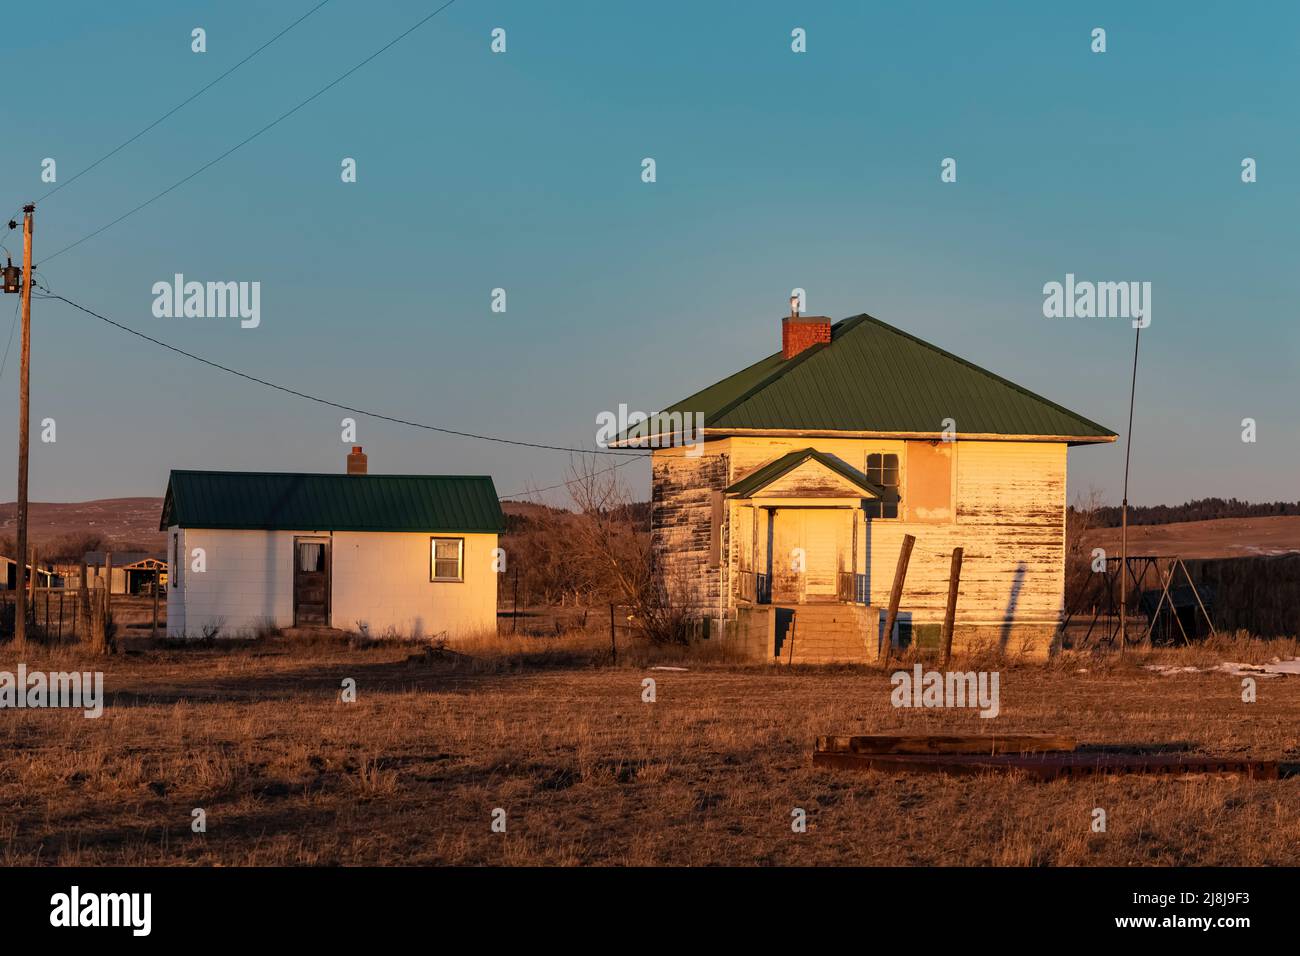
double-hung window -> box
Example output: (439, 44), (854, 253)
(431, 537), (465, 582)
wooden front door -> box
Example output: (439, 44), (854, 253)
(293, 537), (330, 626)
(802, 509), (843, 600)
(769, 508), (849, 604)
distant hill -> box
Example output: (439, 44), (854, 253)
(0, 497), (166, 559)
(1084, 515), (1300, 560)
(1080, 497), (1300, 528)
(0, 497), (646, 559)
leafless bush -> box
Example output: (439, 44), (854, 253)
(554, 455), (693, 645)
(1065, 486), (1106, 609)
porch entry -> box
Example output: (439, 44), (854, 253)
(767, 507), (855, 604)
(293, 536), (330, 626)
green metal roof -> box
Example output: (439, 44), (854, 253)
(658, 314), (1116, 443)
(725, 448), (890, 499)
(160, 471), (505, 533)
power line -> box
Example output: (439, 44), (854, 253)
(0, 297), (18, 382)
(36, 287), (644, 458)
(497, 456), (646, 500)
(37, 0), (335, 206)
(41, 0), (462, 265)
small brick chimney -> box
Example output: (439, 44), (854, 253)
(782, 316), (832, 359)
(346, 446), (367, 475)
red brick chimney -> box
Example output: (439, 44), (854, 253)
(346, 446), (367, 475)
(782, 316), (832, 359)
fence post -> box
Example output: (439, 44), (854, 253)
(104, 552), (113, 620)
(940, 547), (964, 669)
(881, 534), (916, 664)
(152, 574), (160, 639)
(511, 566), (519, 635)
(609, 603), (617, 664)
(78, 559), (89, 643)
(89, 587), (107, 655)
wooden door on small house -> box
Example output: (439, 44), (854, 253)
(293, 537), (330, 626)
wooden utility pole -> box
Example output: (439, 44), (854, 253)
(940, 547), (964, 668)
(880, 534), (915, 663)
(12, 204), (34, 650)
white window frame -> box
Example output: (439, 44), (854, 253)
(431, 537), (465, 582)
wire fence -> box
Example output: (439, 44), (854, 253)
(0, 586), (161, 643)
(0, 587), (88, 641)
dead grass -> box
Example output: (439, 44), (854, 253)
(0, 631), (1297, 866)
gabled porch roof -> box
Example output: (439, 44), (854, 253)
(725, 448), (891, 500)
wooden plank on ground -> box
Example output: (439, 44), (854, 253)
(811, 750), (1279, 780)
(815, 733), (1076, 755)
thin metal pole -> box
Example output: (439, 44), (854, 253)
(1119, 326), (1141, 654)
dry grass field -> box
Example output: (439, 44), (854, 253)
(1, 632), (1297, 866)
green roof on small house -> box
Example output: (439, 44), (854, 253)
(725, 448), (890, 499)
(657, 314), (1116, 443)
(160, 471), (505, 533)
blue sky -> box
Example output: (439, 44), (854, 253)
(1, 0), (1297, 507)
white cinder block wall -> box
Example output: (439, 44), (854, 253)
(166, 527), (301, 637)
(331, 531), (498, 638)
(166, 527), (499, 639)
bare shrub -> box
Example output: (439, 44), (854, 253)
(1064, 486), (1107, 610)
(559, 454), (694, 645)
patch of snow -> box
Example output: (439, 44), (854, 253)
(1145, 657), (1300, 679)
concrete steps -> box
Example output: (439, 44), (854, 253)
(776, 604), (879, 664)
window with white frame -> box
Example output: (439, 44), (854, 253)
(431, 537), (464, 582)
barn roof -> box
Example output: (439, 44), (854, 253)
(160, 471), (505, 533)
(648, 314), (1116, 444)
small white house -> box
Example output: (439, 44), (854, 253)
(160, 448), (505, 640)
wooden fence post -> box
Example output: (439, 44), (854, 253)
(881, 535), (916, 664)
(512, 566), (519, 635)
(609, 603), (617, 664)
(940, 547), (964, 668)
(89, 588), (107, 655)
(78, 559), (89, 643)
(103, 552), (113, 620)
(152, 574), (160, 639)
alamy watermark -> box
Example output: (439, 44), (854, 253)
(0, 665), (103, 718)
(50, 886), (150, 936)
(596, 404), (705, 457)
(890, 664), (1000, 718)
(151, 274), (260, 328)
(1042, 273), (1150, 328)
